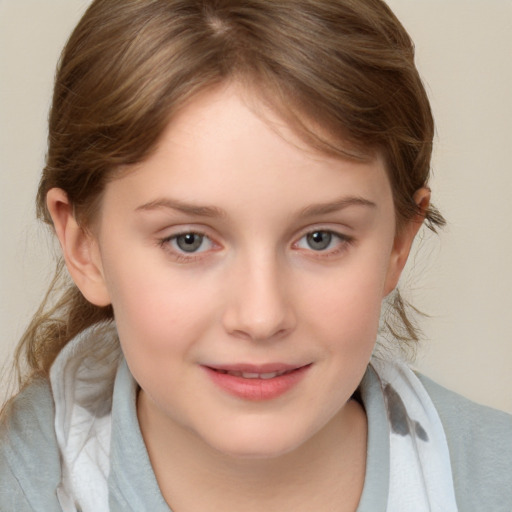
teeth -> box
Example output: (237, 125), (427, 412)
(241, 372), (260, 379)
(259, 372), (278, 379)
(223, 369), (290, 379)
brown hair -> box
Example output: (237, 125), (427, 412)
(15, 0), (444, 385)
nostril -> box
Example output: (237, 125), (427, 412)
(230, 329), (253, 341)
(228, 326), (292, 343)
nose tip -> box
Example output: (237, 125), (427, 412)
(228, 321), (291, 343)
(223, 294), (296, 342)
(221, 263), (296, 342)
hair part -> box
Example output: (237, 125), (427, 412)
(16, 0), (444, 386)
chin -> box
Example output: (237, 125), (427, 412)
(201, 420), (317, 461)
(213, 439), (302, 461)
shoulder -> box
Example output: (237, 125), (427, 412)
(0, 377), (62, 511)
(418, 373), (512, 511)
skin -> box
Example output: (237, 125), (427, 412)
(47, 84), (428, 511)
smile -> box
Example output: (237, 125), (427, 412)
(214, 368), (294, 379)
(203, 364), (311, 401)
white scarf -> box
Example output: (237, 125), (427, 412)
(50, 324), (458, 511)
(50, 323), (120, 512)
(371, 357), (458, 511)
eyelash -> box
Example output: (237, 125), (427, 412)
(157, 231), (216, 263)
(157, 228), (353, 263)
(293, 229), (354, 260)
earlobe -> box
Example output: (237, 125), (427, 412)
(383, 188), (431, 296)
(46, 188), (111, 307)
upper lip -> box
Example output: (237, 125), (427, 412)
(204, 363), (309, 374)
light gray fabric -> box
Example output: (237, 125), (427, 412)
(356, 366), (389, 511)
(418, 374), (512, 512)
(108, 360), (171, 511)
(0, 378), (61, 512)
(1, 361), (511, 511)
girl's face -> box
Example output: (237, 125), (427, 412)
(74, 85), (420, 458)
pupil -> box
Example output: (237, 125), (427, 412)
(177, 233), (203, 252)
(307, 231), (332, 251)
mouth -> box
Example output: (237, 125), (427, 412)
(211, 368), (297, 380)
(202, 363), (311, 400)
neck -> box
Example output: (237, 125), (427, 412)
(137, 393), (367, 512)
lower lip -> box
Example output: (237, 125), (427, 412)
(203, 365), (311, 401)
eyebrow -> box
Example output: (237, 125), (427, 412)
(135, 196), (376, 218)
(299, 197), (377, 217)
(136, 198), (226, 218)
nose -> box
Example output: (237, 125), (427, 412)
(221, 252), (297, 342)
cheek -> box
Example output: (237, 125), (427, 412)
(298, 253), (390, 348)
(104, 255), (218, 358)
(314, 282), (382, 340)
(306, 256), (389, 311)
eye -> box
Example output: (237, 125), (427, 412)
(295, 230), (349, 252)
(166, 232), (214, 254)
(305, 231), (333, 251)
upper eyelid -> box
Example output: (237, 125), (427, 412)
(293, 225), (352, 242)
(157, 225), (353, 249)
(159, 227), (351, 242)
(294, 230), (351, 245)
(157, 224), (215, 238)
(162, 231), (214, 246)
(158, 232), (217, 262)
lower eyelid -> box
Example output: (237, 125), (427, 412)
(294, 231), (350, 248)
(158, 229), (352, 262)
(304, 239), (352, 259)
(158, 231), (222, 262)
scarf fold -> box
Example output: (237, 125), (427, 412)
(370, 358), (458, 511)
(50, 325), (458, 512)
(50, 323), (120, 512)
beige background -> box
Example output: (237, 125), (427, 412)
(0, 0), (511, 412)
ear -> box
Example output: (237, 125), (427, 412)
(46, 188), (111, 307)
(383, 188), (431, 296)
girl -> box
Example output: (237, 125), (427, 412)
(1, 1), (510, 511)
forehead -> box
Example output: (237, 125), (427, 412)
(102, 83), (392, 220)
(174, 81), (376, 161)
